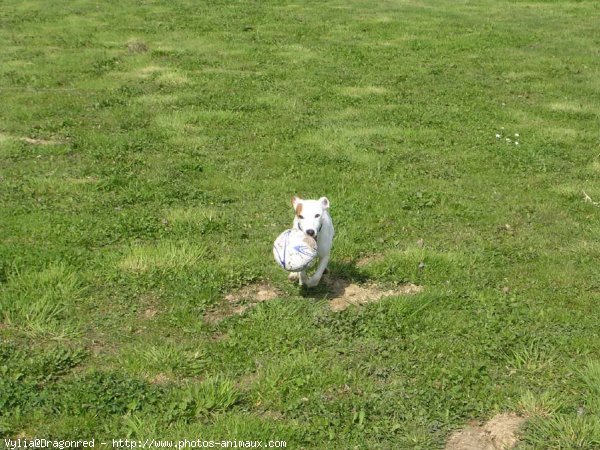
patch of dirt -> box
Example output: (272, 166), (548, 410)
(141, 307), (158, 319)
(321, 383), (354, 401)
(204, 283), (281, 325)
(203, 310), (227, 325)
(137, 293), (160, 320)
(20, 137), (64, 145)
(326, 277), (423, 312)
(355, 254), (385, 268)
(210, 278), (422, 319)
(88, 339), (105, 356)
(148, 373), (173, 385)
(210, 332), (229, 342)
(446, 413), (526, 450)
(224, 283), (280, 303)
(127, 41), (149, 53)
(259, 410), (284, 421)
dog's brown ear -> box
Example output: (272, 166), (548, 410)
(291, 195), (302, 208)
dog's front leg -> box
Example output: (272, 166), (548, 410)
(299, 270), (310, 286)
(304, 254), (329, 288)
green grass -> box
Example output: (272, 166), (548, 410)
(1, 0), (600, 447)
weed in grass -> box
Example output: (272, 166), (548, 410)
(0, 264), (83, 338)
(517, 390), (566, 419)
(119, 240), (207, 274)
(122, 414), (161, 440)
(508, 341), (556, 375)
(56, 371), (164, 417)
(136, 344), (207, 378)
(523, 415), (600, 450)
(166, 376), (241, 424)
(518, 361), (600, 448)
(0, 342), (87, 425)
(580, 360), (600, 398)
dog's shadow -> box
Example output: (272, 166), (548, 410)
(300, 260), (369, 299)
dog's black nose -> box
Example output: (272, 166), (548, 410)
(306, 229), (315, 237)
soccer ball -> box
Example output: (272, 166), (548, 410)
(273, 228), (318, 272)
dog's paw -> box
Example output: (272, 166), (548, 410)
(304, 277), (321, 288)
(288, 272), (299, 282)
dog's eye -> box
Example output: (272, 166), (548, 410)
(298, 215), (304, 219)
(315, 214), (320, 218)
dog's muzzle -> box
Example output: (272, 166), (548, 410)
(297, 222), (322, 237)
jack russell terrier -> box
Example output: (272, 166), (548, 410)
(288, 196), (334, 288)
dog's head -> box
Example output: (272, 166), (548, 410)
(292, 196), (329, 239)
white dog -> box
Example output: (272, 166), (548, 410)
(288, 196), (334, 288)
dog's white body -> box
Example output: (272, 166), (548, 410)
(288, 196), (334, 288)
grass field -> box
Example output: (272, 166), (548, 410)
(1, 0), (600, 448)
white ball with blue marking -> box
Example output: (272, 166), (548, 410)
(273, 228), (318, 272)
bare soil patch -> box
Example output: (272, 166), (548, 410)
(204, 283), (281, 324)
(127, 40), (149, 53)
(210, 278), (422, 322)
(141, 307), (158, 319)
(446, 413), (526, 450)
(326, 277), (423, 312)
(259, 410), (284, 421)
(148, 373), (174, 385)
(210, 332), (228, 342)
(137, 293), (160, 320)
(20, 137), (64, 145)
(355, 254), (385, 268)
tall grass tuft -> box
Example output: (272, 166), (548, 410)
(0, 263), (83, 338)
